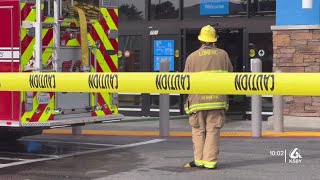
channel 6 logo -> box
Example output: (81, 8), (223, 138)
(289, 148), (302, 164)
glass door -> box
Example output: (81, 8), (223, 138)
(149, 34), (182, 116)
(118, 35), (144, 115)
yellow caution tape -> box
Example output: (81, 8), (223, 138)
(0, 72), (320, 95)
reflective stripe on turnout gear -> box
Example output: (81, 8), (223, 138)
(195, 160), (204, 167)
(200, 70), (228, 73)
(203, 161), (217, 169)
(184, 102), (228, 115)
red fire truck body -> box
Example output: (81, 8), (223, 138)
(0, 0), (122, 140)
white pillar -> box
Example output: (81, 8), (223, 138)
(35, 0), (42, 71)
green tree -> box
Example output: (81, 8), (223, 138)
(150, 1), (179, 19)
(119, 4), (143, 21)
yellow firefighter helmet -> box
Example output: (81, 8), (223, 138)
(198, 25), (217, 43)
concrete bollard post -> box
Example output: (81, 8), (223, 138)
(159, 60), (170, 137)
(251, 58), (262, 137)
(273, 70), (284, 132)
(273, 96), (284, 132)
(72, 126), (82, 135)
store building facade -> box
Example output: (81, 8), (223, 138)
(272, 0), (320, 117)
(117, 0), (276, 118)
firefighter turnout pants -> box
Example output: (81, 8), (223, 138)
(189, 109), (225, 168)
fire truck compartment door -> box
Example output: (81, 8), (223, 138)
(56, 47), (90, 114)
(0, 5), (20, 122)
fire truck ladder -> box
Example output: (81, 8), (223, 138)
(30, 0), (60, 72)
(32, 0), (90, 72)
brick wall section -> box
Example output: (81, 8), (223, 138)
(273, 29), (320, 117)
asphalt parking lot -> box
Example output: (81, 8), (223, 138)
(0, 134), (319, 180)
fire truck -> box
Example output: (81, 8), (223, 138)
(0, 0), (123, 140)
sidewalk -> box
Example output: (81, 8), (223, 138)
(43, 115), (320, 137)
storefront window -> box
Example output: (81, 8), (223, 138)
(249, 33), (273, 118)
(230, 0), (248, 16)
(118, 94), (143, 107)
(118, 36), (142, 72)
(184, 0), (247, 19)
(150, 0), (180, 20)
(118, 35), (143, 107)
(150, 95), (180, 110)
(249, 33), (273, 72)
(119, 0), (146, 21)
(251, 0), (276, 16)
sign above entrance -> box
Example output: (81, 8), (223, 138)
(154, 40), (175, 56)
(200, 0), (229, 15)
(154, 40), (175, 72)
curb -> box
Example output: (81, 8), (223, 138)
(114, 115), (189, 123)
(43, 129), (320, 138)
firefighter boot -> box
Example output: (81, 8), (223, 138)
(184, 160), (204, 168)
(203, 161), (217, 169)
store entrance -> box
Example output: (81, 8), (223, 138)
(184, 28), (247, 119)
(185, 28), (245, 72)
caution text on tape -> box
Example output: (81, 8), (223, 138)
(0, 72), (318, 96)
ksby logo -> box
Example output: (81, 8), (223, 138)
(289, 148), (302, 163)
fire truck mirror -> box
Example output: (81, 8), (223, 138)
(27, 27), (35, 37)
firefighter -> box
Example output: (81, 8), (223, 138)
(183, 25), (233, 169)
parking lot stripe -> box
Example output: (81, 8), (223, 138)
(0, 139), (165, 169)
(57, 139), (165, 159)
(43, 129), (320, 138)
(0, 152), (59, 158)
(0, 157), (28, 161)
(21, 139), (121, 147)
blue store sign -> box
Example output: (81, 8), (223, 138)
(154, 40), (175, 71)
(200, 0), (229, 15)
(154, 40), (175, 56)
(276, 0), (320, 25)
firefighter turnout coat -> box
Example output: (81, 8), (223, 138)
(183, 44), (233, 115)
